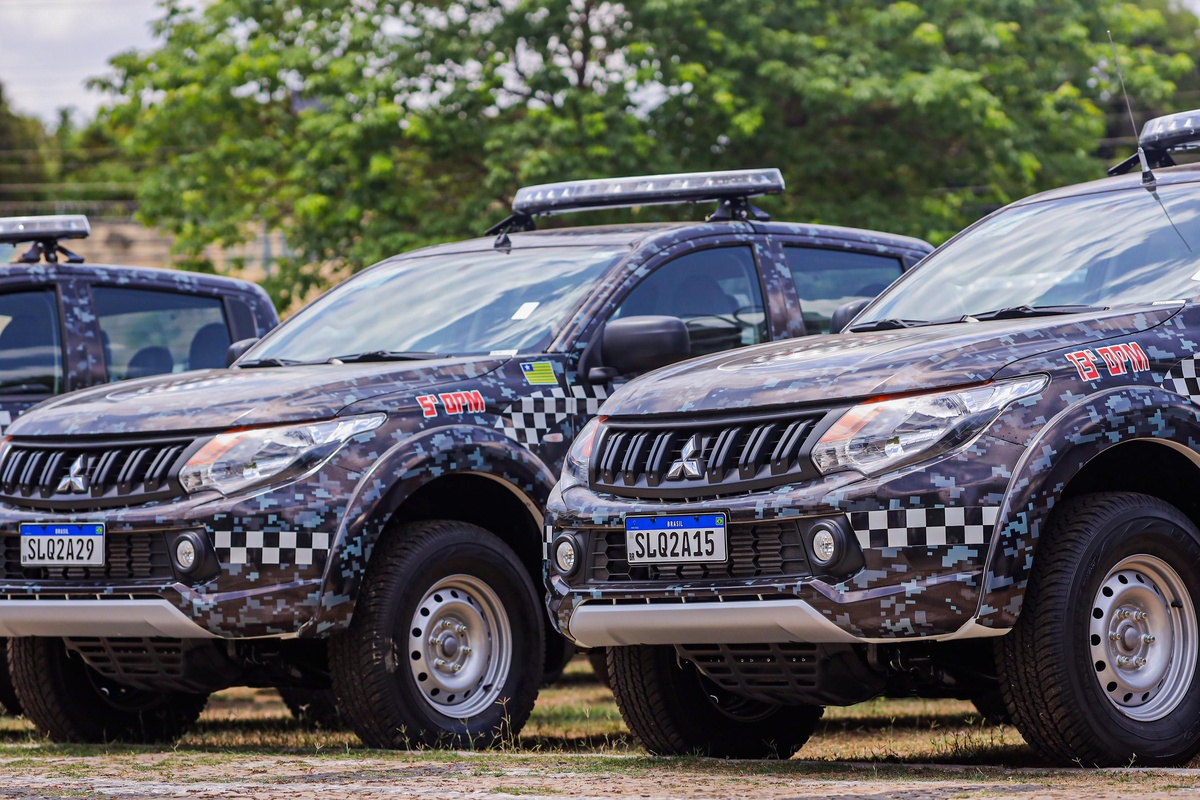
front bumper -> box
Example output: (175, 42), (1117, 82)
(0, 477), (347, 639)
(547, 433), (1025, 644)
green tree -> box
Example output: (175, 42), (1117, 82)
(0, 82), (49, 214)
(94, 1), (1197, 307)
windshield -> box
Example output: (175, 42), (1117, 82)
(857, 183), (1200, 324)
(249, 246), (627, 362)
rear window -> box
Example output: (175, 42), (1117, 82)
(93, 287), (230, 381)
(0, 289), (62, 395)
(784, 247), (903, 334)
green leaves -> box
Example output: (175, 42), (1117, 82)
(91, 0), (1198, 307)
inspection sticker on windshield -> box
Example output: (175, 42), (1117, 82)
(521, 361), (558, 385)
(1065, 342), (1149, 381)
(21, 523), (105, 567)
(625, 514), (728, 565)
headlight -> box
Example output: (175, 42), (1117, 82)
(560, 417), (604, 490)
(180, 413), (386, 496)
(811, 376), (1047, 477)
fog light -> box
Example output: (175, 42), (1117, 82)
(554, 536), (579, 575)
(810, 523), (841, 567)
(175, 538), (197, 571)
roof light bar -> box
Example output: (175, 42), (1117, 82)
(512, 169), (785, 217)
(0, 215), (90, 246)
(1139, 109), (1200, 153)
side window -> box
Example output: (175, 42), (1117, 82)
(93, 287), (231, 381)
(784, 247), (903, 334)
(0, 289), (62, 395)
(615, 246), (765, 358)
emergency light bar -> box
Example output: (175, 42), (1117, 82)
(0, 215), (90, 246)
(1108, 108), (1200, 177)
(512, 168), (785, 217)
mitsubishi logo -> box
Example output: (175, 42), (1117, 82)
(56, 456), (89, 494)
(667, 435), (704, 480)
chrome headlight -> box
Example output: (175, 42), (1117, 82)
(560, 417), (604, 490)
(180, 413), (386, 496)
(811, 376), (1047, 477)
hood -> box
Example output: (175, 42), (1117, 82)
(8, 356), (506, 437)
(603, 307), (1176, 417)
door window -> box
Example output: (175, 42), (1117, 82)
(93, 287), (231, 381)
(614, 246), (765, 358)
(784, 247), (903, 334)
(0, 289), (62, 395)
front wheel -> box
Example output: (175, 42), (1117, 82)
(998, 492), (1200, 766)
(609, 644), (822, 758)
(330, 520), (544, 749)
(9, 637), (208, 743)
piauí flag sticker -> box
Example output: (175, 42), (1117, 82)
(520, 361), (558, 385)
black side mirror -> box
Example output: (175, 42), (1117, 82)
(225, 338), (260, 367)
(829, 299), (871, 334)
(590, 316), (690, 381)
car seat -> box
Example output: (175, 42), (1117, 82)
(125, 346), (174, 380)
(187, 323), (232, 370)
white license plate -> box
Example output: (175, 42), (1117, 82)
(20, 523), (105, 567)
(625, 513), (728, 565)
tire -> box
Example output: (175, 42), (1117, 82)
(0, 639), (22, 715)
(969, 687), (1010, 725)
(9, 637), (208, 743)
(330, 519), (544, 749)
(587, 648), (611, 688)
(278, 686), (343, 728)
(998, 492), (1200, 766)
(541, 631), (575, 686)
(608, 644), (823, 758)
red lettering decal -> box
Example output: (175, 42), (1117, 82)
(467, 390), (486, 413)
(416, 395), (439, 418)
(1066, 350), (1100, 381)
(1114, 342), (1149, 373)
(440, 392), (463, 414)
(1096, 346), (1127, 376)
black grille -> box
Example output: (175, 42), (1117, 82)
(677, 642), (819, 704)
(588, 521), (810, 582)
(591, 409), (828, 499)
(0, 437), (192, 510)
(1, 531), (174, 581)
(64, 637), (185, 685)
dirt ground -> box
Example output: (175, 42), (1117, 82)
(0, 661), (1197, 799)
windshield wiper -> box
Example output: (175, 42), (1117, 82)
(0, 383), (52, 394)
(970, 305), (1107, 321)
(237, 357), (306, 369)
(327, 350), (443, 364)
(846, 318), (928, 332)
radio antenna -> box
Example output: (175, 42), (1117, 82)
(1108, 30), (1155, 185)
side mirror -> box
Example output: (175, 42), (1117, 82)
(829, 299), (871, 334)
(593, 316), (690, 379)
(225, 338), (260, 367)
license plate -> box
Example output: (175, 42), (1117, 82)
(20, 523), (105, 567)
(625, 513), (728, 565)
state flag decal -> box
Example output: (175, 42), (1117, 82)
(520, 361), (558, 385)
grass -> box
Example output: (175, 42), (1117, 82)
(0, 657), (1197, 797)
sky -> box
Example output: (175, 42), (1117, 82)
(2, 0), (1200, 124)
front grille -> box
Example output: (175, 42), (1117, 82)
(591, 409), (830, 499)
(0, 436), (194, 510)
(1, 531), (174, 581)
(677, 642), (819, 704)
(588, 521), (810, 582)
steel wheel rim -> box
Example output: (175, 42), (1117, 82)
(407, 574), (512, 718)
(1088, 554), (1198, 722)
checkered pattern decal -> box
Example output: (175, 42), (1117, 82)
(1164, 358), (1200, 404)
(497, 384), (608, 445)
(214, 530), (331, 566)
(849, 507), (999, 548)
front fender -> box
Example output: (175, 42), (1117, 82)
(301, 425), (558, 636)
(977, 386), (1200, 628)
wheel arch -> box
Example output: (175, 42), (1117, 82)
(978, 386), (1200, 629)
(303, 425), (557, 636)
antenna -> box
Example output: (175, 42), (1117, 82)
(1108, 30), (1155, 185)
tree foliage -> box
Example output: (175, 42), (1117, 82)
(94, 0), (1198, 308)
